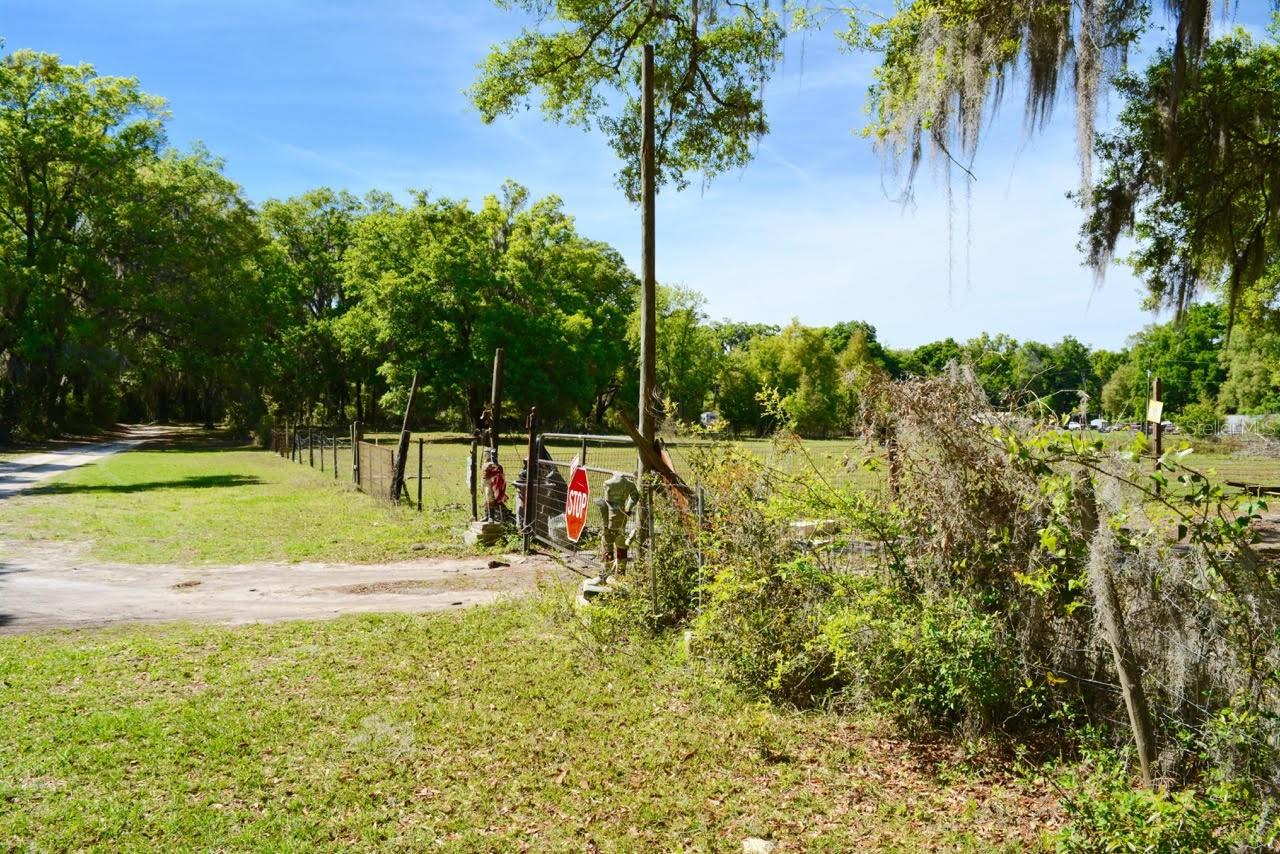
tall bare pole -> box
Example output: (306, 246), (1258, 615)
(638, 43), (657, 469)
(390, 371), (419, 503)
(489, 347), (504, 455)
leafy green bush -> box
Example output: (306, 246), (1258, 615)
(695, 555), (840, 705)
(1056, 750), (1264, 852)
(821, 580), (1013, 730)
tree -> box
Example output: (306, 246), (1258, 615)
(843, 0), (1217, 201)
(1126, 303), (1225, 412)
(342, 182), (636, 430)
(750, 321), (842, 437)
(712, 320), (777, 354)
(1090, 348), (1129, 405)
(898, 338), (963, 377)
(1218, 329), (1280, 414)
(107, 148), (269, 428)
(0, 48), (165, 436)
(1083, 26), (1280, 333)
(1102, 362), (1145, 420)
(825, 320), (898, 377)
(962, 333), (1018, 405)
(472, 1), (785, 199)
(626, 285), (721, 424)
(260, 188), (371, 423)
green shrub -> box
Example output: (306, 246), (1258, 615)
(695, 556), (840, 705)
(821, 580), (1013, 730)
(1056, 751), (1264, 852)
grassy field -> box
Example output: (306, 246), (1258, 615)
(0, 429), (875, 566)
(5, 426), (1276, 568)
(0, 435), (478, 564)
(0, 597), (1058, 850)
(350, 430), (883, 498)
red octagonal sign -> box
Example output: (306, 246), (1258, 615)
(564, 466), (590, 543)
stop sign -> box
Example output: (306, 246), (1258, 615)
(564, 466), (590, 543)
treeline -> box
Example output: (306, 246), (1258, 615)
(1, 47), (1268, 442)
(644, 298), (1258, 437)
(0, 49), (638, 440)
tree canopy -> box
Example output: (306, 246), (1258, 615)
(471, 0), (785, 198)
(1083, 24), (1280, 333)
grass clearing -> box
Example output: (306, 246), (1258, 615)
(0, 435), (479, 564)
(0, 596), (1059, 850)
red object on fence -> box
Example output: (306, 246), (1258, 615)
(564, 466), (590, 543)
(483, 460), (507, 507)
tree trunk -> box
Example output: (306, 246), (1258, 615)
(467, 383), (484, 433)
(203, 382), (216, 430)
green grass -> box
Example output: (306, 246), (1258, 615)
(0, 598), (1053, 850)
(0, 437), (478, 564)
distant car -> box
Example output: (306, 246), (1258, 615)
(699, 411), (720, 429)
(1089, 418), (1109, 432)
(1067, 421), (1083, 431)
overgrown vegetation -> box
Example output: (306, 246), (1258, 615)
(594, 369), (1280, 847)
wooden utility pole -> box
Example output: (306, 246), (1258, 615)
(638, 43), (657, 468)
(390, 371), (420, 503)
(489, 347), (504, 454)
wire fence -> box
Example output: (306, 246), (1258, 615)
(269, 424), (535, 515)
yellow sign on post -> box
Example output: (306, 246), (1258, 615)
(1146, 400), (1165, 423)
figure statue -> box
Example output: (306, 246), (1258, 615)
(594, 471), (639, 580)
(482, 450), (508, 523)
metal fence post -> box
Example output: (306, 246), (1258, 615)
(320, 434), (325, 473)
(308, 431), (314, 468)
(417, 437), (424, 512)
(333, 435), (338, 479)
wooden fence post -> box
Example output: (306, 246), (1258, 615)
(469, 438), (478, 521)
(352, 421), (360, 486)
(1080, 478), (1157, 787)
(523, 408), (538, 552)
(390, 372), (420, 503)
(489, 348), (504, 455)
(417, 437), (424, 512)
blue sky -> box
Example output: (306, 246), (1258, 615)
(4, 1), (1268, 349)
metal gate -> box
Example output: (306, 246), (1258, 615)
(356, 440), (397, 503)
(521, 432), (646, 569)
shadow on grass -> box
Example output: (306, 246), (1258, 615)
(26, 474), (262, 496)
(143, 431), (255, 453)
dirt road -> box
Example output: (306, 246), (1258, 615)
(0, 538), (571, 634)
(0, 425), (169, 500)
